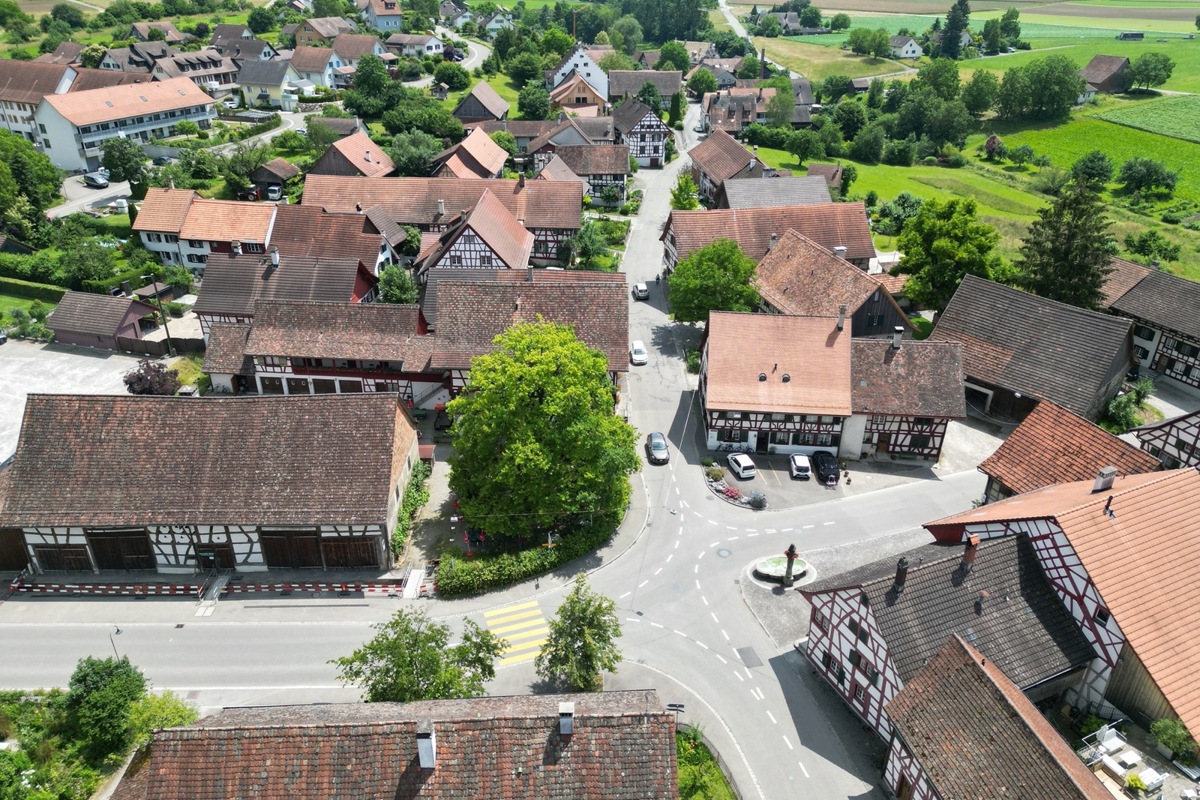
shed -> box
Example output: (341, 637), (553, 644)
(45, 291), (157, 350)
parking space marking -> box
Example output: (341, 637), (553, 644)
(701, 596), (709, 606)
(665, 554), (673, 562)
(650, 622), (664, 629)
(727, 536), (738, 541)
(715, 653), (727, 664)
(708, 519), (719, 526)
(620, 591), (631, 599)
(639, 580), (649, 588)
(710, 612), (719, 623)
(733, 670), (744, 682)
(721, 629), (729, 641)
(654, 567), (662, 576)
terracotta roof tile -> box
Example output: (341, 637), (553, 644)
(687, 128), (755, 185)
(246, 300), (424, 362)
(930, 276), (1133, 419)
(0, 394), (412, 528)
(132, 188), (197, 233)
(705, 312), (851, 415)
(192, 252), (368, 318)
(608, 70), (681, 99)
(980, 400), (1161, 495)
(179, 198), (276, 244)
(33, 41), (85, 65)
(537, 154), (584, 184)
(465, 119), (555, 142)
(45, 291), (156, 336)
(0, 61), (75, 104)
(305, 16), (355, 38)
(1109, 267), (1200, 341)
(268, 203), (384, 265)
(754, 229), (894, 317)
(202, 323), (254, 375)
(331, 33), (382, 60)
(553, 144), (630, 176)
(288, 46), (334, 72)
(42, 77), (211, 126)
(421, 268), (622, 329)
(851, 339), (965, 418)
(433, 127), (508, 178)
(666, 203), (874, 265)
(254, 157), (302, 182)
(888, 636), (1112, 800)
(322, 130), (395, 178)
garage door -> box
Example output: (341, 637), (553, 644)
(260, 533), (323, 569)
(0, 529), (28, 571)
(322, 537), (382, 570)
(87, 531), (155, 571)
(34, 545), (91, 572)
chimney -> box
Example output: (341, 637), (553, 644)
(437, 199), (445, 216)
(893, 557), (909, 593)
(168, 174), (175, 189)
(120, 280), (133, 297)
(364, 148), (371, 162)
(231, 239), (242, 255)
(518, 172), (526, 188)
(961, 535), (980, 572)
(558, 702), (575, 737)
(832, 245), (847, 257)
(768, 232), (777, 250)
(501, 118), (508, 131)
(355, 202), (363, 214)
(269, 245), (280, 267)
(1092, 466), (1117, 493)
(416, 726), (436, 770)
(836, 304), (847, 331)
(892, 325), (903, 349)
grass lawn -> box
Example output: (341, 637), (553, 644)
(677, 729), (736, 800)
(485, 75), (524, 107)
(709, 9), (732, 32)
(754, 36), (905, 80)
(170, 353), (211, 394)
(0, 293), (54, 324)
(1095, 95), (1200, 144)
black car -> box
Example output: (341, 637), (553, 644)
(152, 155), (172, 166)
(812, 451), (839, 484)
(434, 410), (453, 430)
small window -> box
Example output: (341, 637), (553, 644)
(1132, 324), (1155, 341)
(821, 650), (832, 669)
(848, 650), (861, 667)
(1094, 607), (1111, 627)
(848, 619), (859, 636)
(836, 665), (846, 684)
(868, 667), (880, 687)
(813, 610), (827, 632)
(858, 627), (870, 645)
(859, 593), (870, 606)
(853, 684), (865, 701)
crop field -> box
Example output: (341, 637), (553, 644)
(752, 36), (905, 79)
(1096, 95), (1200, 144)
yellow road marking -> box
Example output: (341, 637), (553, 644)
(484, 600), (539, 618)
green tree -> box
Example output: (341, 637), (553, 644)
(434, 61), (471, 91)
(1071, 150), (1114, 188)
(506, 51), (542, 88)
(535, 574), (622, 692)
(66, 656), (147, 761)
(766, 82), (794, 128)
(786, 128), (822, 165)
(1008, 143), (1033, 167)
(48, 2), (84, 28)
(174, 120), (200, 137)
(1017, 179), (1115, 309)
(273, 129), (306, 152)
(127, 691), (198, 746)
(1118, 157), (1177, 195)
(377, 263), (420, 303)
(541, 26), (574, 56)
(800, 5), (822, 27)
(490, 129), (517, 156)
(657, 40), (691, 72)
(343, 54), (399, 117)
(982, 18), (1001, 53)
(333, 608), (505, 702)
(670, 173), (699, 210)
(247, 6), (274, 33)
(668, 239), (759, 322)
(869, 28), (892, 59)
(995, 55), (1083, 120)
(79, 42), (106, 68)
(687, 68), (718, 96)
(961, 69), (998, 116)
(821, 74), (853, 102)
(518, 85), (550, 120)
(598, 50), (636, 72)
(915, 58), (960, 101)
(668, 90), (685, 126)
(737, 54), (760, 79)
(1000, 7), (1021, 40)
(830, 12), (851, 30)
(101, 136), (147, 186)
(866, 78), (885, 108)
(1124, 229), (1182, 263)
(221, 141), (270, 188)
(941, 5), (966, 59)
(1128, 52), (1174, 91)
(565, 219), (609, 269)
(305, 119), (341, 152)
(312, 0), (345, 17)
(161, 264), (193, 294)
(889, 197), (1001, 310)
(846, 27), (874, 55)
(833, 100), (867, 140)
(446, 321), (639, 541)
(757, 14), (781, 37)
(60, 240), (117, 288)
(611, 15), (642, 54)
(636, 81), (663, 115)
(849, 123), (885, 163)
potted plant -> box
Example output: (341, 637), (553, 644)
(1125, 772), (1147, 796)
(1150, 717), (1196, 761)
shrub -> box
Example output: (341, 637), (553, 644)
(1150, 718), (1196, 759)
(391, 460), (431, 555)
(700, 457), (715, 467)
(1131, 377), (1154, 405)
(685, 348), (700, 374)
(705, 466), (725, 481)
(749, 493), (766, 509)
(0, 276), (65, 303)
(1102, 392), (1139, 433)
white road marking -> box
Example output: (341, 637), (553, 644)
(733, 670), (744, 682)
(782, 527), (793, 532)
(823, 521), (835, 526)
(783, 736), (794, 751)
(766, 710), (777, 724)
(748, 533), (759, 537)
(710, 541), (719, 547)
(654, 567), (663, 576)
(680, 500), (690, 508)
(626, 617), (641, 623)
(651, 622), (664, 629)
(674, 486), (680, 495)
(674, 540), (680, 549)
(701, 596), (709, 606)
(710, 612), (719, 623)
(695, 580), (700, 590)
(715, 653), (727, 664)
(803, 524), (815, 529)
(619, 591), (631, 599)
(698, 552), (705, 561)
(726, 526), (737, 531)
(674, 629), (687, 637)
(745, 529), (756, 533)
(745, 668), (753, 680)
(721, 629), (730, 641)
(798, 761), (809, 777)
(639, 580), (649, 588)
(708, 520), (719, 526)
(693, 511), (702, 518)
(727, 536), (739, 541)
(666, 554), (673, 563)
(696, 641), (708, 650)
(752, 687), (764, 701)
(765, 529), (776, 534)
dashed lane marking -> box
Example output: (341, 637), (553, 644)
(798, 761), (809, 777)
(766, 710), (777, 724)
(783, 736), (794, 751)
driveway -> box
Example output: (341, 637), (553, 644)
(0, 339), (142, 462)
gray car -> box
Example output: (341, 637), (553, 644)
(645, 432), (669, 464)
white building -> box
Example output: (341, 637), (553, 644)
(359, 0), (404, 30)
(545, 44), (607, 99)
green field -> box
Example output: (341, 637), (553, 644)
(753, 36), (905, 79)
(957, 38), (1200, 92)
(1096, 95), (1200, 144)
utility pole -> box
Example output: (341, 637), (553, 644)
(141, 274), (176, 358)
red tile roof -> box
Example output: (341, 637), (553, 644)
(888, 636), (1111, 800)
(665, 203), (874, 265)
(289, 45), (333, 72)
(132, 187), (197, 233)
(322, 129), (395, 178)
(432, 127), (508, 178)
(687, 127), (753, 185)
(754, 229), (900, 319)
(1100, 256), (1151, 307)
(979, 400), (1161, 495)
(851, 339), (965, 418)
(553, 144), (631, 176)
(42, 76), (212, 126)
(202, 323), (254, 376)
(245, 300), (425, 362)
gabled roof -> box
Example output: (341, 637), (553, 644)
(0, 394), (409, 528)
(851, 339), (965, 419)
(362, 0), (403, 17)
(803, 534), (1095, 687)
(806, 162), (843, 189)
(132, 187), (198, 233)
(268, 203), (386, 266)
(607, 70), (682, 99)
(930, 275), (1133, 419)
(688, 128), (754, 184)
(926, 467), (1200, 741)
(704, 312), (852, 416)
(423, 189), (533, 271)
(386, 33), (436, 46)
(301, 176), (582, 231)
(465, 119), (555, 142)
(331, 33), (382, 60)
(304, 16), (356, 38)
(179, 198), (276, 243)
(1133, 406), (1200, 438)
(131, 20), (186, 43)
(432, 277), (628, 371)
(665, 203), (875, 265)
(549, 71), (604, 105)
(209, 24), (251, 46)
(980, 400), (1160, 495)
(553, 144), (630, 176)
(33, 41), (85, 65)
(888, 636), (1111, 800)
(0, 61), (74, 104)
(754, 229), (892, 320)
(253, 157), (302, 182)
(237, 59), (294, 86)
(527, 116), (616, 153)
(537, 154), (585, 185)
(889, 35), (916, 47)
(1108, 267), (1200, 341)
(720, 176), (830, 209)
(1080, 54), (1130, 85)
(45, 291), (155, 336)
(202, 322), (254, 376)
(111, 691), (675, 800)
(40, 76), (212, 126)
(454, 80), (509, 120)
(1099, 256), (1151, 307)
(289, 45), (334, 72)
(153, 49), (238, 80)
(432, 127), (508, 179)
(611, 98), (660, 136)
(318, 129), (395, 177)
(246, 300), (425, 363)
(192, 252), (369, 318)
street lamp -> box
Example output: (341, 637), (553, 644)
(667, 703), (685, 730)
(109, 626), (122, 659)
(140, 274), (175, 357)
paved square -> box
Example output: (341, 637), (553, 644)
(0, 340), (143, 462)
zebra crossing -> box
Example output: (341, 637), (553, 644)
(483, 600), (549, 666)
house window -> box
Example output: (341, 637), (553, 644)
(481, 254), (493, 266)
(450, 255), (462, 266)
(910, 434), (930, 450)
(719, 429), (745, 443)
(1094, 607), (1111, 627)
(1134, 345), (1149, 360)
(770, 431), (789, 445)
(914, 417), (934, 427)
(821, 650), (832, 670)
(1132, 324), (1155, 340)
(853, 684), (866, 702)
(813, 610), (828, 632)
(836, 664), (846, 684)
(848, 649), (861, 667)
(848, 619), (859, 636)
(188, 240), (203, 248)
(1177, 341), (1200, 359)
(857, 627), (870, 645)
(725, 411), (742, 420)
(859, 592), (869, 606)
(867, 667), (880, 686)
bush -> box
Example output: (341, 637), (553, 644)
(700, 457), (715, 467)
(1150, 718), (1196, 759)
(1102, 392), (1139, 433)
(0, 276), (65, 303)
(705, 465), (725, 481)
(391, 460), (431, 555)
(685, 348), (701, 374)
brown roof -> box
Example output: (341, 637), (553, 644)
(131, 20), (186, 42)
(432, 278), (629, 372)
(321, 130), (395, 178)
(666, 203), (874, 265)
(0, 61), (74, 104)
(0, 394), (411, 528)
(245, 301), (426, 363)
(41, 77), (212, 126)
(421, 268), (623, 329)
(537, 154), (584, 184)
(132, 188), (197, 233)
(331, 33), (382, 60)
(433, 127), (508, 179)
(688, 128), (754, 185)
(305, 16), (355, 38)
(553, 144), (631, 176)
(192, 252), (369, 318)
(268, 204), (385, 266)
(254, 157), (301, 182)
(1100, 256), (1151, 307)
(34, 41), (85, 65)
(888, 636), (1111, 800)
(112, 691), (676, 800)
(202, 323), (254, 375)
(465, 119), (556, 142)
(549, 71), (604, 106)
(45, 291), (156, 336)
(851, 339), (965, 418)
(1109, 266), (1200, 341)
(1080, 54), (1130, 85)
(980, 400), (1161, 495)
(608, 69), (681, 99)
(71, 67), (148, 91)
(704, 312), (851, 415)
(806, 163), (843, 189)
(302, 176), (582, 232)
(179, 198), (276, 244)
(720, 176), (830, 209)
(754, 229), (899, 318)
(289, 46), (334, 72)
(457, 80), (509, 120)
(928, 469), (1200, 741)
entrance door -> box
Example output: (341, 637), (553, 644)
(86, 531), (155, 571)
(260, 533), (324, 569)
(196, 544), (236, 571)
(876, 433), (891, 454)
(896, 776), (913, 800)
(0, 529), (27, 571)
(755, 434), (769, 454)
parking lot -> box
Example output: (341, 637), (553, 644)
(0, 340), (142, 461)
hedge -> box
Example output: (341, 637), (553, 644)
(82, 267), (149, 296)
(0, 276), (66, 303)
(434, 517), (616, 597)
(391, 461), (431, 555)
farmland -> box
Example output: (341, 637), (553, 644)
(1096, 95), (1200, 144)
(752, 36), (906, 79)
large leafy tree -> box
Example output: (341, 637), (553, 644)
(961, 69), (998, 117)
(387, 129), (442, 177)
(1017, 179), (1115, 310)
(447, 321), (639, 541)
(535, 574), (621, 692)
(101, 136), (147, 185)
(889, 197), (1001, 311)
(518, 85), (550, 120)
(344, 55), (401, 117)
(657, 40), (690, 72)
(1128, 52), (1174, 91)
(995, 55), (1083, 120)
(670, 173), (699, 210)
(1119, 157), (1177, 196)
(1071, 149), (1113, 188)
(377, 263), (419, 304)
(668, 238), (759, 322)
(333, 608), (505, 702)
(66, 656), (147, 761)
(914, 58), (960, 101)
(687, 68), (717, 96)
(127, 692), (198, 746)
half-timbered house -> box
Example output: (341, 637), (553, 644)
(686, 128), (772, 204)
(416, 189), (534, 274)
(1133, 407), (1200, 468)
(551, 145), (629, 205)
(0, 393), (419, 574)
(799, 535), (1095, 739)
(612, 99), (670, 168)
(300, 175), (582, 266)
(925, 468), (1200, 741)
(885, 635), (1111, 800)
(979, 400), (1160, 504)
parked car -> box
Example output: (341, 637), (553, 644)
(812, 451), (839, 483)
(632, 282), (649, 301)
(645, 432), (670, 464)
(237, 187), (261, 202)
(265, 185), (283, 201)
(152, 155), (172, 166)
(296, 128), (307, 137)
(630, 340), (648, 366)
(222, 98), (240, 110)
(82, 172), (109, 189)
(727, 452), (756, 480)
(789, 453), (812, 480)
